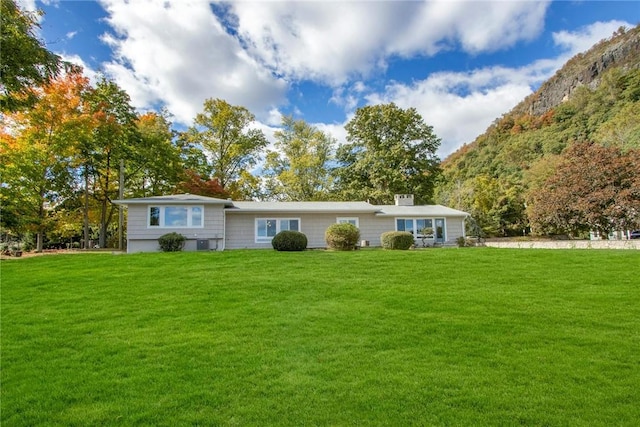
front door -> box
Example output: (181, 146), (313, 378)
(435, 218), (445, 244)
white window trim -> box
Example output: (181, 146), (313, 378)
(395, 218), (436, 238)
(337, 217), (359, 228)
(435, 218), (447, 242)
(148, 205), (204, 228)
(255, 218), (301, 243)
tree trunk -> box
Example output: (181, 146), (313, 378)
(83, 166), (90, 250)
(99, 154), (111, 248)
(36, 232), (44, 253)
(99, 198), (108, 248)
(36, 187), (45, 253)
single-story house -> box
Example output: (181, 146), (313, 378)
(113, 193), (470, 252)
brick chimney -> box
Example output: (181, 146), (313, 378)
(394, 194), (414, 206)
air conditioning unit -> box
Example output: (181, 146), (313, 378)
(197, 239), (210, 250)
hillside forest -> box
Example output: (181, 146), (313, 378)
(436, 25), (640, 238)
(1, 0), (639, 251)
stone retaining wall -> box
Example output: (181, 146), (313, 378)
(484, 240), (640, 250)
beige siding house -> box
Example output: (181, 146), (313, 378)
(115, 194), (469, 252)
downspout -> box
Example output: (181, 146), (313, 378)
(463, 215), (468, 238)
(221, 205), (226, 251)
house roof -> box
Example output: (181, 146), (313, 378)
(227, 201), (378, 213)
(113, 194), (234, 206)
(374, 204), (469, 217)
(113, 194), (470, 217)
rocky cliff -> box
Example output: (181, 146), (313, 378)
(514, 25), (640, 116)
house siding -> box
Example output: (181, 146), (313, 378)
(224, 212), (466, 249)
(225, 211), (393, 249)
(126, 204), (225, 252)
(445, 218), (465, 242)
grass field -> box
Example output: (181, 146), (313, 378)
(2, 248), (639, 426)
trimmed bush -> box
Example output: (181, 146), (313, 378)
(456, 236), (478, 247)
(381, 231), (414, 250)
(325, 223), (360, 251)
(272, 230), (308, 251)
(158, 232), (186, 252)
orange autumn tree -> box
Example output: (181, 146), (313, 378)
(175, 169), (229, 198)
(0, 70), (94, 251)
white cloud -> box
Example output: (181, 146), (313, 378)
(227, 1), (550, 85)
(389, 1), (549, 56)
(97, 0), (287, 125)
(66, 31), (78, 40)
(265, 108), (284, 127)
(314, 121), (348, 147)
(59, 53), (100, 85)
(228, 1), (404, 85)
(553, 20), (631, 56)
(16, 0), (38, 13)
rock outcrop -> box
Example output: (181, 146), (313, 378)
(513, 26), (640, 117)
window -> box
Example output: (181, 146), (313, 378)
(256, 218), (300, 242)
(150, 207), (160, 226)
(396, 219), (414, 235)
(416, 219), (434, 237)
(148, 206), (204, 228)
(337, 217), (359, 227)
(396, 218), (433, 237)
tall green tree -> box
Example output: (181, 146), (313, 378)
(185, 98), (268, 194)
(334, 103), (441, 204)
(83, 77), (139, 248)
(0, 0), (70, 111)
(264, 115), (335, 201)
(129, 111), (184, 197)
(527, 142), (640, 236)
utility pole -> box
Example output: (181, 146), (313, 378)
(83, 166), (90, 250)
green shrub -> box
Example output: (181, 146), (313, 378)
(456, 236), (480, 247)
(325, 223), (360, 251)
(158, 232), (186, 252)
(381, 231), (414, 250)
(272, 230), (308, 251)
(22, 240), (35, 252)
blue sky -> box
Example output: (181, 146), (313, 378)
(26, 0), (640, 157)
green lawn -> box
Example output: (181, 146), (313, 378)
(2, 249), (639, 426)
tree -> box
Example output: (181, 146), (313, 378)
(0, 71), (92, 251)
(527, 142), (640, 236)
(226, 170), (264, 201)
(129, 111), (184, 197)
(175, 170), (229, 198)
(436, 175), (526, 237)
(0, 0), (70, 111)
(83, 77), (139, 248)
(185, 98), (268, 193)
(264, 115), (335, 201)
(334, 103), (441, 204)
(594, 102), (640, 150)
